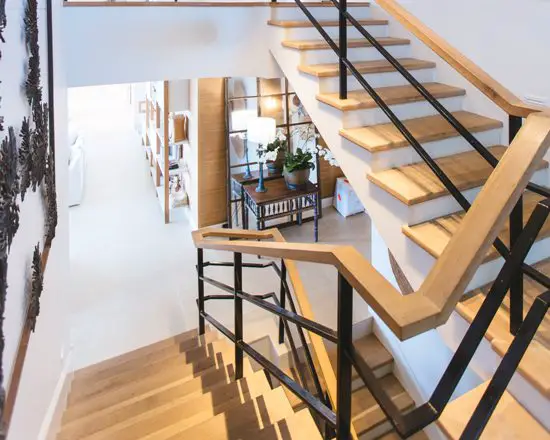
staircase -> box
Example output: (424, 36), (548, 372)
(57, 323), (430, 439)
(264, 0), (550, 437)
(57, 327), (320, 439)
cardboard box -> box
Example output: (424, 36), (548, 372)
(333, 177), (365, 217)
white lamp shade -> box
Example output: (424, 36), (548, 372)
(231, 109), (256, 132)
(247, 117), (276, 145)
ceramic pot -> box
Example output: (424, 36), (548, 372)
(284, 167), (310, 190)
(266, 150), (285, 175)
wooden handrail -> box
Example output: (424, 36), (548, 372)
(194, 112), (550, 341)
(375, 0), (545, 118)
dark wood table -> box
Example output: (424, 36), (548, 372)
(243, 179), (320, 242)
(230, 170), (283, 228)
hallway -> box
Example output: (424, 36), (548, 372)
(68, 84), (372, 371)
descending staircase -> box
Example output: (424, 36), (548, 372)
(265, 1), (550, 437)
(57, 324), (430, 439)
(57, 327), (320, 439)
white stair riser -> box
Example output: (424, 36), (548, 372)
(339, 95), (464, 129)
(272, 5), (372, 21)
(297, 43), (409, 65)
(465, 236), (550, 292)
(363, 129), (502, 171)
(280, 24), (388, 40)
(317, 68), (435, 93)
(403, 168), (549, 225)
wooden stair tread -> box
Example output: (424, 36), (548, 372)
(269, 18), (387, 28)
(317, 82), (465, 111)
(368, 146), (511, 205)
(140, 387), (294, 440)
(283, 37), (409, 51)
(403, 191), (550, 263)
(68, 370), (272, 440)
(63, 356), (254, 423)
(60, 365), (257, 434)
(351, 375), (414, 436)
(253, 409), (322, 439)
(283, 361), (327, 411)
(71, 330), (221, 390)
(457, 289), (550, 397)
(68, 338), (237, 403)
(439, 381), (550, 439)
(470, 258), (550, 349)
(326, 334), (394, 381)
(340, 110), (503, 152)
(299, 58), (435, 78)
(73, 327), (216, 381)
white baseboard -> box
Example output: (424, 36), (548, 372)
(40, 354), (73, 440)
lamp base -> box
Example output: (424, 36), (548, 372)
(255, 185), (267, 193)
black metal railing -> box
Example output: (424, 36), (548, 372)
(196, 250), (338, 435)
(196, 210), (549, 438)
(291, 0), (550, 336)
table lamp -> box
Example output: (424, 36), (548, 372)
(247, 117), (276, 193)
(231, 109), (256, 179)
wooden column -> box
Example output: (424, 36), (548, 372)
(197, 78), (227, 227)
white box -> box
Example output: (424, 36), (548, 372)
(333, 177), (365, 217)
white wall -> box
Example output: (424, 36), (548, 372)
(390, 0), (550, 105)
(62, 6), (283, 87)
(1, 0), (70, 439)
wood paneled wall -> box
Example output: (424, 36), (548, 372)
(197, 78), (227, 227)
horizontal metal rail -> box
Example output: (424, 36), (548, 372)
(200, 309), (337, 427)
(199, 273), (339, 343)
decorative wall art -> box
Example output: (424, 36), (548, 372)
(0, 128), (20, 257)
(27, 244), (43, 332)
(0, 0), (57, 431)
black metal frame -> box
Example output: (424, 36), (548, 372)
(196, 199), (549, 439)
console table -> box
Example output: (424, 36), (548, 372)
(243, 179), (320, 242)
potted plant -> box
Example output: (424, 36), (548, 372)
(283, 147), (315, 189)
(264, 131), (287, 175)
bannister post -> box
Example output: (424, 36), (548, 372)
(339, 0), (348, 100)
(509, 115), (523, 335)
(197, 248), (205, 335)
(336, 273), (353, 440)
(278, 259), (287, 344)
(234, 252), (244, 380)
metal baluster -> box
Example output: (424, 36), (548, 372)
(278, 260), (287, 344)
(234, 252), (244, 379)
(339, 0), (348, 100)
(509, 115), (523, 334)
(336, 273), (353, 439)
(197, 248), (205, 335)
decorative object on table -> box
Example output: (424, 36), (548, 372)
(231, 110), (256, 179)
(264, 129), (287, 175)
(247, 117), (276, 193)
(283, 147), (315, 190)
(333, 177), (365, 217)
(317, 144), (339, 167)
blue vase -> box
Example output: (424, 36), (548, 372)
(255, 162), (267, 193)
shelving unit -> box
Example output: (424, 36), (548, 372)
(140, 81), (190, 223)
